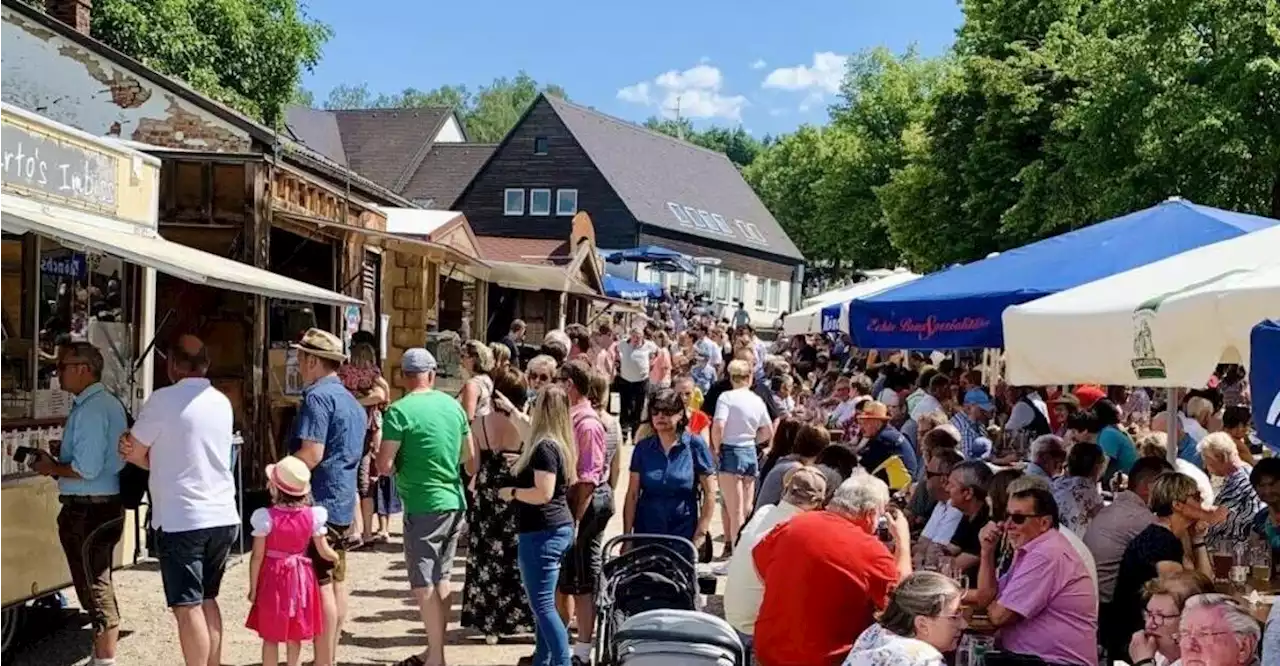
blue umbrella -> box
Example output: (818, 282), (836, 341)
(603, 245), (696, 274)
(603, 274), (662, 300)
(1251, 319), (1280, 450)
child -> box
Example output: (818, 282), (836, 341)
(246, 456), (337, 666)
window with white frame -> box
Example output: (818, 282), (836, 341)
(504, 189), (524, 215)
(732, 272), (744, 303)
(700, 266), (714, 294)
(530, 189), (552, 215)
(556, 189), (578, 216)
(754, 276), (765, 308)
(715, 269), (729, 302)
(767, 279), (781, 310)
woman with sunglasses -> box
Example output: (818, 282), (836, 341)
(1109, 472), (1217, 663)
(841, 571), (967, 666)
(622, 388), (717, 552)
(459, 340), (496, 423)
(1128, 571), (1213, 666)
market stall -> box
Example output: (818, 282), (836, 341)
(783, 270), (919, 337)
(0, 104), (358, 624)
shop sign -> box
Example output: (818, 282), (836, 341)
(40, 254), (86, 279)
(1, 121), (118, 212)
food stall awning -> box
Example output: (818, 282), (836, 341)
(4, 193), (362, 306)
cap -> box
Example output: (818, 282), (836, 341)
(963, 388), (996, 412)
(781, 465), (828, 506)
(1073, 384), (1106, 409)
(402, 348), (438, 374)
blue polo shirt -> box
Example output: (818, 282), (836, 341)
(629, 432), (715, 540)
(290, 375), (366, 526)
(59, 382), (127, 496)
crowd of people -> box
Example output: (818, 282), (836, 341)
(27, 295), (1280, 666)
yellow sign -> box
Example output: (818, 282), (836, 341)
(1, 105), (159, 229)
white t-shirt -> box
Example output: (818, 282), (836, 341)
(131, 377), (240, 532)
(714, 387), (771, 448)
(617, 339), (656, 382)
(831, 398), (862, 428)
(922, 501), (962, 543)
(877, 388), (901, 408)
(724, 501), (803, 634)
(909, 393), (943, 421)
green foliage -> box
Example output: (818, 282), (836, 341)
(642, 118), (765, 168)
(92, 0), (331, 125)
(320, 72), (568, 143)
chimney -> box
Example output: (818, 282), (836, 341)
(46, 0), (93, 36)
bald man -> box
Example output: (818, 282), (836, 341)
(120, 335), (240, 666)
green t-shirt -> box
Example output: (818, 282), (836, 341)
(382, 390), (470, 514)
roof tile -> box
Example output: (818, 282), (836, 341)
(474, 236), (572, 265)
(402, 143), (497, 208)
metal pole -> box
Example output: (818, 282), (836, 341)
(1166, 388), (1180, 465)
(234, 432), (245, 554)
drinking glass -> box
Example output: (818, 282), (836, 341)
(1251, 544), (1273, 591)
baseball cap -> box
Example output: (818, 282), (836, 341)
(1073, 384), (1106, 409)
(781, 465), (828, 506)
(963, 388), (995, 412)
(402, 348), (438, 374)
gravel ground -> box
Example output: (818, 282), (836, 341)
(7, 445), (732, 666)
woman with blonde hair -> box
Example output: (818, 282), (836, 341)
(497, 385), (577, 666)
(488, 341), (512, 370)
(711, 359), (774, 556)
(459, 340), (496, 424)
(1199, 431), (1264, 551)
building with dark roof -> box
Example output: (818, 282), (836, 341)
(454, 94), (805, 326)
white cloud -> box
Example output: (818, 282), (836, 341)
(616, 82), (651, 105)
(768, 108), (788, 117)
(616, 62), (748, 122)
(763, 51), (848, 95)
(750, 58), (767, 70)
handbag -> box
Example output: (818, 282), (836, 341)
(113, 395), (148, 511)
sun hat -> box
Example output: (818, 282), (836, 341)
(856, 400), (893, 421)
(266, 456), (311, 497)
(963, 388), (996, 413)
(291, 327), (347, 363)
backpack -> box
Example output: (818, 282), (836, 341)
(114, 395), (148, 511)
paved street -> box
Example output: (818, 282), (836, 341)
(7, 445), (727, 666)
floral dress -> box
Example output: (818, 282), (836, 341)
(460, 422), (532, 637)
(1052, 475), (1104, 537)
(842, 623), (945, 666)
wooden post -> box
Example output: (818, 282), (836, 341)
(243, 162), (271, 488)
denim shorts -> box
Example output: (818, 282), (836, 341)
(156, 524), (239, 608)
(718, 445), (759, 476)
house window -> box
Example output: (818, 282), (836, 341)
(699, 266), (714, 294)
(710, 213), (733, 235)
(534, 136), (549, 155)
(715, 269), (729, 302)
(556, 189), (578, 216)
(754, 276), (765, 308)
(732, 272), (744, 303)
(504, 189), (524, 215)
(697, 210), (719, 233)
(530, 189), (552, 216)
(667, 202), (694, 227)
(685, 205), (709, 229)
(767, 279), (781, 310)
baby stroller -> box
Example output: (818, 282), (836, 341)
(613, 609), (745, 666)
(593, 534), (699, 666)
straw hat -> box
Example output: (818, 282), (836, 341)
(266, 456), (311, 496)
(291, 327), (347, 363)
(856, 400), (892, 421)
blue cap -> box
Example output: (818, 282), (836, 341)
(963, 388), (995, 412)
(402, 348), (437, 374)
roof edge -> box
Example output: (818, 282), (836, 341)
(389, 109), (457, 193)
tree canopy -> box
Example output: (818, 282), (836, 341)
(92, 0), (331, 125)
(314, 72), (569, 143)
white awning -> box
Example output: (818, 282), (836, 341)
(3, 193), (361, 307)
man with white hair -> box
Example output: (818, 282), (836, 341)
(1026, 434), (1068, 480)
(1178, 593), (1262, 666)
(752, 470), (911, 666)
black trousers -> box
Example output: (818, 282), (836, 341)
(617, 378), (649, 435)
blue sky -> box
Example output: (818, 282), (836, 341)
(301, 0), (963, 136)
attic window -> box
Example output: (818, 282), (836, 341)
(534, 137), (549, 155)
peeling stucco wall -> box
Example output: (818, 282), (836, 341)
(1, 7), (252, 151)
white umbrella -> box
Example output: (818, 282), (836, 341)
(1003, 225), (1280, 387)
(784, 271), (919, 336)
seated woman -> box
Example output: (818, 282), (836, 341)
(622, 388), (718, 555)
(1127, 570), (1214, 666)
(1051, 441), (1106, 537)
(842, 571), (966, 666)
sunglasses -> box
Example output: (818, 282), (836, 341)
(652, 408), (683, 417)
(529, 373), (551, 382)
(1005, 512), (1048, 525)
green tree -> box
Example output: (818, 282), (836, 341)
(643, 118), (764, 167)
(92, 0), (331, 125)
(319, 72), (567, 142)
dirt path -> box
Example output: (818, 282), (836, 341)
(7, 445), (731, 666)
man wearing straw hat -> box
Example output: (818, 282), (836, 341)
(289, 328), (367, 666)
(854, 400), (920, 481)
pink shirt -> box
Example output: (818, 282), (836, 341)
(592, 346), (616, 381)
(997, 529), (1099, 665)
(570, 399), (607, 485)
(649, 348), (672, 385)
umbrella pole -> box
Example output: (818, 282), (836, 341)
(1166, 388), (1180, 465)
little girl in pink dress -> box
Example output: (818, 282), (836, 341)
(246, 456), (338, 666)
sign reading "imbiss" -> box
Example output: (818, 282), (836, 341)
(1, 120), (118, 212)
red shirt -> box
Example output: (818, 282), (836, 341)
(752, 511), (899, 666)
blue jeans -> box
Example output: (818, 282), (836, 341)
(518, 524), (575, 666)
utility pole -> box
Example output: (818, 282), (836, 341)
(663, 95), (685, 140)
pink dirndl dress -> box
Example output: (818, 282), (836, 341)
(245, 506), (325, 641)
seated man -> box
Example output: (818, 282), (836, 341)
(971, 485), (1098, 666)
(753, 470), (911, 666)
(912, 447), (964, 568)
